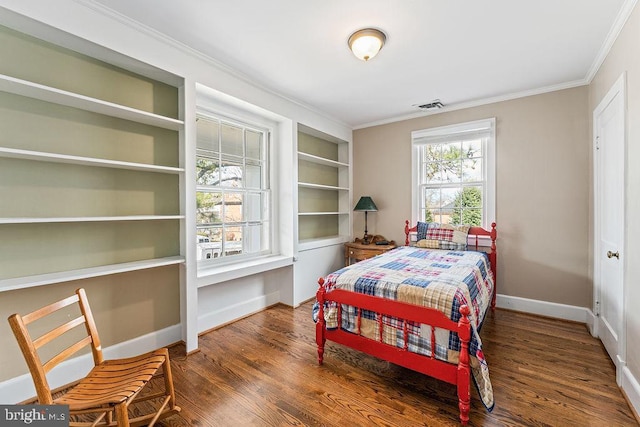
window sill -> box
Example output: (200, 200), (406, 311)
(196, 255), (293, 288)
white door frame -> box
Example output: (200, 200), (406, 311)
(592, 72), (627, 384)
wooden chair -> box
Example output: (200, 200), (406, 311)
(8, 288), (181, 427)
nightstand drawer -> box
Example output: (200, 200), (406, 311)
(344, 240), (396, 266)
(347, 247), (380, 261)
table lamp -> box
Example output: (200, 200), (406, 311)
(354, 196), (378, 244)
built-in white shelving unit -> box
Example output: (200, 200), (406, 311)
(297, 124), (351, 247)
(0, 35), (185, 292)
(293, 124), (351, 306)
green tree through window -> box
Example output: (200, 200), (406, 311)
(451, 187), (482, 226)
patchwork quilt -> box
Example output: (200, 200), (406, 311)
(314, 245), (494, 410)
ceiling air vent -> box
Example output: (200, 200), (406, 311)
(416, 99), (445, 110)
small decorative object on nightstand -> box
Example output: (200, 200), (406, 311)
(345, 235), (396, 266)
(353, 196), (378, 244)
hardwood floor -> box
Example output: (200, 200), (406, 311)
(160, 302), (638, 426)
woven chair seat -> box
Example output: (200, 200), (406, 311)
(55, 349), (168, 411)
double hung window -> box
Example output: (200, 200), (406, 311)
(196, 113), (270, 263)
(412, 118), (495, 228)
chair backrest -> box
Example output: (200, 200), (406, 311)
(8, 288), (104, 404)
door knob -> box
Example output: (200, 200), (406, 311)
(607, 250), (620, 259)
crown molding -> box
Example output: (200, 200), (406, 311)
(585, 0), (638, 83)
(74, 0), (350, 130)
(353, 78), (588, 130)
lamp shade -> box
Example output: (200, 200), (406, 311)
(348, 28), (386, 61)
(354, 196), (378, 212)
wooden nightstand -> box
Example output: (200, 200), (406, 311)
(345, 239), (397, 266)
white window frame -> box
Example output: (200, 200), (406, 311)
(411, 118), (496, 230)
(195, 109), (273, 267)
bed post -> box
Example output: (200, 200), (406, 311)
(490, 222), (497, 310)
(316, 278), (327, 365)
(456, 305), (471, 425)
(404, 220), (410, 246)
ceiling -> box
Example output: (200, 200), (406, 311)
(93, 0), (631, 128)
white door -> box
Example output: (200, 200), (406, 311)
(593, 74), (626, 381)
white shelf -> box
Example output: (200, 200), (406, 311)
(298, 151), (348, 168)
(0, 74), (184, 131)
(0, 215), (184, 224)
(298, 211), (349, 216)
(0, 147), (184, 174)
(0, 256), (185, 293)
(298, 182), (349, 191)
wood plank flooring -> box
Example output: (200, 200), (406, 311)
(159, 302), (637, 426)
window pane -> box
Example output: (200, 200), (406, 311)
(462, 187), (482, 208)
(196, 191), (222, 225)
(224, 226), (243, 256)
(246, 192), (262, 222)
(424, 188), (440, 210)
(196, 156), (220, 186)
(424, 144), (441, 183)
(461, 208), (482, 226)
(462, 158), (482, 182)
(223, 192), (244, 223)
(462, 138), (482, 158)
(220, 157), (243, 188)
(197, 118), (219, 152)
(441, 187), (459, 209)
(425, 162), (444, 183)
(442, 160), (462, 183)
(424, 144), (442, 162)
(221, 123), (243, 157)
(424, 208), (438, 223)
(246, 130), (262, 159)
(450, 187), (482, 225)
(246, 161), (262, 189)
(197, 226), (222, 260)
(442, 142), (462, 183)
(440, 208), (454, 224)
(244, 223), (263, 254)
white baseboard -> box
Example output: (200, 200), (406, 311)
(197, 291), (281, 333)
(622, 366), (640, 420)
(0, 324), (181, 404)
(496, 293), (593, 324)
(585, 310), (597, 336)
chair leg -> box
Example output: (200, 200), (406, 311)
(161, 348), (177, 410)
(115, 403), (130, 427)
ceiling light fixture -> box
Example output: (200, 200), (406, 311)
(348, 28), (386, 61)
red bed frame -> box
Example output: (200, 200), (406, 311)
(315, 221), (497, 425)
